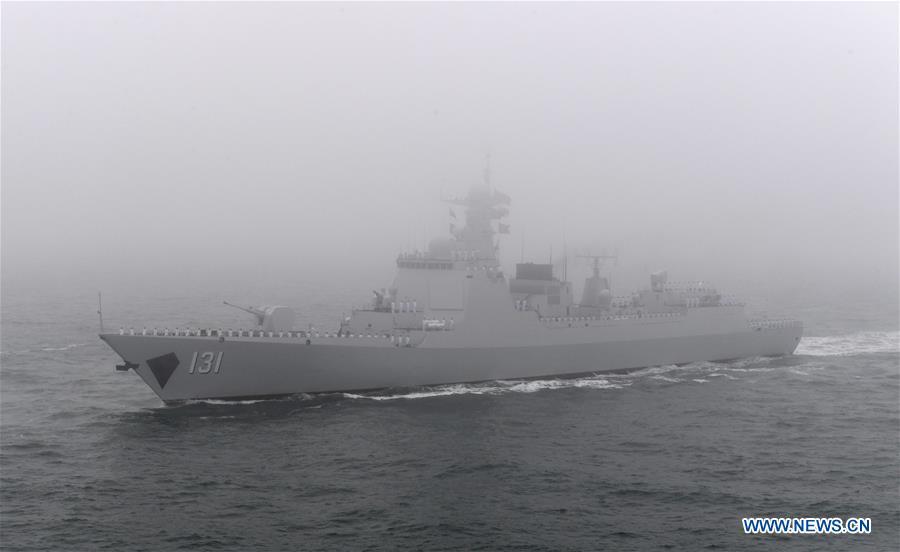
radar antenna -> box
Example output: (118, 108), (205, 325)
(576, 252), (619, 278)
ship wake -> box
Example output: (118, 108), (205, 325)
(342, 376), (628, 401)
(796, 331), (899, 357)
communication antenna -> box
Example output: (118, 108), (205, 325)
(483, 152), (492, 189)
(576, 252), (619, 278)
(97, 292), (105, 333)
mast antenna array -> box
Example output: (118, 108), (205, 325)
(576, 252), (619, 277)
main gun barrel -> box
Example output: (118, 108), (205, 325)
(223, 301), (266, 324)
(223, 301), (296, 332)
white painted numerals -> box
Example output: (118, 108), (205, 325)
(188, 351), (223, 374)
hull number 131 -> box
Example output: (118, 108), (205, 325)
(189, 351), (223, 374)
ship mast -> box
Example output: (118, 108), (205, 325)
(442, 162), (510, 264)
(577, 253), (618, 278)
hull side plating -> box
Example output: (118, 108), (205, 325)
(102, 326), (801, 403)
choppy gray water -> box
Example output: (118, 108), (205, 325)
(1, 287), (898, 551)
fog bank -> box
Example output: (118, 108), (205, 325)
(3, 2), (897, 303)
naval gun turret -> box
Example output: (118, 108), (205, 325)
(223, 301), (296, 332)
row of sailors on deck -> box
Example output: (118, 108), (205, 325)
(452, 250), (479, 261)
(122, 327), (303, 337)
(539, 312), (683, 323)
(392, 301), (417, 313)
(399, 250), (480, 261)
(422, 318), (454, 330)
(749, 319), (802, 329)
(118, 327), (420, 342)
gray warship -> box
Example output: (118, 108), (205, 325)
(101, 184), (802, 404)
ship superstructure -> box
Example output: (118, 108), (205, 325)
(101, 183), (802, 403)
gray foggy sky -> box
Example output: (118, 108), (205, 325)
(2, 2), (897, 300)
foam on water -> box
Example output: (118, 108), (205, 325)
(194, 399), (274, 406)
(621, 364), (683, 378)
(2, 343), (88, 356)
(39, 343), (88, 352)
(338, 352), (821, 402)
(337, 354), (799, 402)
(343, 375), (627, 401)
(610, 359), (774, 382)
(796, 331), (899, 357)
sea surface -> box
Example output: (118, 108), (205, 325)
(1, 284), (898, 551)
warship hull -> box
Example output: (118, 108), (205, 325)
(99, 184), (803, 404)
(102, 324), (801, 403)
